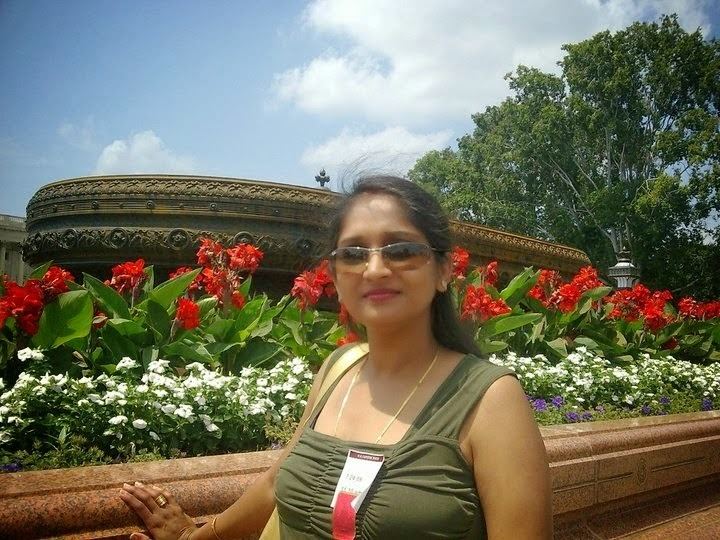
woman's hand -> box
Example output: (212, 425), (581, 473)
(120, 481), (197, 540)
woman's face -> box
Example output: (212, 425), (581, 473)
(332, 192), (451, 330)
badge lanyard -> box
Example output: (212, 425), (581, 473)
(330, 449), (385, 540)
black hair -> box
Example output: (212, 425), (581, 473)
(328, 175), (481, 356)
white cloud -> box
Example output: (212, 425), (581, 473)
(273, 0), (713, 126)
(58, 117), (97, 151)
(94, 130), (196, 174)
(300, 126), (451, 183)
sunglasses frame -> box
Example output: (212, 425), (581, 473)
(329, 242), (445, 273)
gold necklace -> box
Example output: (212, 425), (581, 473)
(333, 349), (440, 444)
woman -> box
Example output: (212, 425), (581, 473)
(121, 176), (552, 539)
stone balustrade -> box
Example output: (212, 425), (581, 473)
(1, 411), (718, 539)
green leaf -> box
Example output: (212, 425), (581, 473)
(500, 267), (538, 306)
(236, 339), (283, 368)
(100, 324), (139, 361)
(206, 319), (236, 341)
(544, 338), (567, 359)
(239, 275), (253, 297)
(162, 341), (214, 363)
(82, 273), (131, 319)
(479, 340), (509, 354)
(479, 313), (541, 338)
(107, 318), (147, 338)
(28, 261), (53, 280)
(232, 297), (266, 341)
(582, 286), (612, 301)
(33, 290), (93, 349)
(145, 299), (172, 343)
(144, 268), (201, 310)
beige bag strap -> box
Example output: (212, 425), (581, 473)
(303, 342), (369, 428)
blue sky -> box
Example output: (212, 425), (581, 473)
(1, 0), (718, 217)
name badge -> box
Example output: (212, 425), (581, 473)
(330, 449), (384, 539)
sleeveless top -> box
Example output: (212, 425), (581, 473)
(274, 351), (515, 539)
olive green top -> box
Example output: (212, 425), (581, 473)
(275, 352), (515, 539)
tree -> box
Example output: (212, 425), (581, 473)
(410, 15), (720, 298)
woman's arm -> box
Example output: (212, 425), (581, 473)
(120, 356), (337, 540)
(468, 375), (553, 539)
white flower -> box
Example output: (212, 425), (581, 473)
(0, 430), (11, 443)
(148, 359), (171, 374)
(77, 399), (90, 407)
(205, 423), (220, 432)
(161, 404), (177, 415)
(285, 392), (297, 400)
(195, 395), (206, 406)
(17, 348), (44, 361)
(0, 406), (10, 416)
(174, 404), (193, 419)
(149, 431), (160, 441)
(136, 384), (149, 393)
(256, 378), (268, 387)
(132, 419), (148, 429)
(116, 357), (138, 371)
(109, 415), (128, 425)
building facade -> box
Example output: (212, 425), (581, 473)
(0, 214), (28, 283)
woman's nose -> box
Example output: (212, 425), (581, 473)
(363, 251), (391, 277)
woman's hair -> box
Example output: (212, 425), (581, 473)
(327, 175), (482, 356)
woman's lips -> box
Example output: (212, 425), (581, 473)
(363, 289), (400, 301)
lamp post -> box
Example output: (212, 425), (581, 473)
(608, 248), (640, 289)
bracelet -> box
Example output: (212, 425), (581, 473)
(210, 516), (225, 540)
(178, 525), (195, 540)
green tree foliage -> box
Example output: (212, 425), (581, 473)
(410, 15), (719, 298)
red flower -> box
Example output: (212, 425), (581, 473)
(169, 266), (194, 279)
(528, 269), (562, 306)
(679, 297), (720, 320)
(196, 238), (225, 267)
(477, 261), (499, 287)
(231, 291), (245, 309)
(337, 330), (360, 347)
(106, 259), (146, 294)
(548, 283), (582, 313)
(41, 266), (74, 301)
(291, 260), (336, 310)
(641, 295), (673, 332)
(571, 266), (604, 293)
(226, 243), (264, 273)
(451, 247), (470, 278)
(175, 298), (200, 330)
(461, 285), (511, 322)
(0, 280), (45, 335)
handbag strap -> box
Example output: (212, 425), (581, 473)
(303, 342), (369, 427)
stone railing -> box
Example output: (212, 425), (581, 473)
(1, 412), (718, 539)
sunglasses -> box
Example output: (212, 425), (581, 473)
(329, 242), (444, 274)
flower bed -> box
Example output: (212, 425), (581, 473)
(2, 347), (718, 472)
(1, 240), (719, 471)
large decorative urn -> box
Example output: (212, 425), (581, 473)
(24, 175), (589, 295)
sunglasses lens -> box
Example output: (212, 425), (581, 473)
(333, 247), (367, 271)
(384, 243), (431, 268)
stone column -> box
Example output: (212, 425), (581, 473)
(0, 241), (6, 276)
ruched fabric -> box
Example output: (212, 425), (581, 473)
(275, 354), (514, 539)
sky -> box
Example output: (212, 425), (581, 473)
(1, 0), (718, 217)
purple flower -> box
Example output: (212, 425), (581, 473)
(1, 463), (21, 473)
(659, 396), (671, 405)
(532, 399), (548, 412)
(551, 396), (564, 408)
(565, 411), (580, 423)
(595, 405), (605, 413)
(581, 412), (593, 421)
(701, 398), (714, 411)
(641, 405), (653, 416)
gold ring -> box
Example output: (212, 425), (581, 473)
(155, 494), (168, 508)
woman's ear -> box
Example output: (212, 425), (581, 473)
(437, 253), (453, 292)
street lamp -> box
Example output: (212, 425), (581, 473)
(608, 248), (640, 289)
